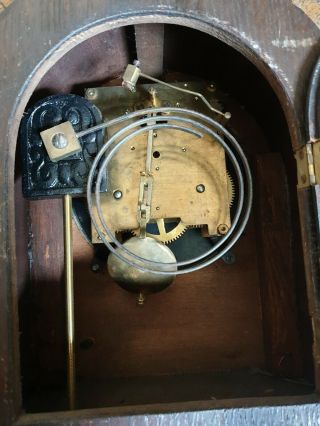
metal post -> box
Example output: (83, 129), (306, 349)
(63, 194), (75, 410)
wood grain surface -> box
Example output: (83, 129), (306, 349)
(255, 153), (303, 377)
(73, 216), (264, 379)
(15, 397), (320, 426)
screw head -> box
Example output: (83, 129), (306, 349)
(52, 133), (68, 149)
(196, 184), (205, 193)
(113, 190), (122, 200)
(155, 166), (160, 171)
(222, 251), (236, 265)
(137, 292), (146, 306)
(217, 224), (229, 235)
(156, 206), (160, 210)
(86, 88), (97, 99)
(80, 337), (95, 350)
(91, 263), (100, 272)
(182, 147), (187, 152)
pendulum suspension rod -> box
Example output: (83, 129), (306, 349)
(64, 194), (76, 410)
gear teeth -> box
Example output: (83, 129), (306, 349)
(131, 219), (187, 244)
(115, 229), (135, 235)
(227, 172), (235, 207)
(163, 226), (187, 244)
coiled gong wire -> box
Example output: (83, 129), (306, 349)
(86, 107), (252, 275)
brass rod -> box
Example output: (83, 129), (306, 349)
(64, 194), (75, 410)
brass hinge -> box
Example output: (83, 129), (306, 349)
(295, 140), (320, 188)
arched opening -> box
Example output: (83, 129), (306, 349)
(14, 22), (313, 413)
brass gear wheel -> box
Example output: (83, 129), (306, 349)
(132, 174), (235, 244)
(133, 218), (187, 244)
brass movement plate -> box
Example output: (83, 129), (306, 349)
(87, 82), (231, 242)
